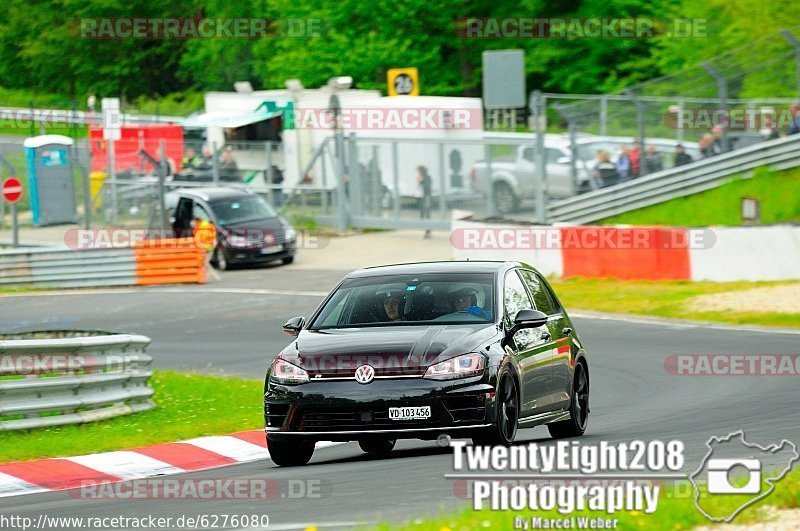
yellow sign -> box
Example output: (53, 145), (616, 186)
(387, 67), (419, 96)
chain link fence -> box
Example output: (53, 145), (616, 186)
(544, 28), (800, 148)
(3, 29), (800, 235)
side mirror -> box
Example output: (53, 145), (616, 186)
(508, 309), (548, 336)
(556, 156), (571, 164)
(282, 316), (305, 336)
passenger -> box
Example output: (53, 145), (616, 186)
(449, 287), (491, 319)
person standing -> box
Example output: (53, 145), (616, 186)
(592, 150), (620, 188)
(789, 104), (800, 135)
(218, 149), (239, 181)
(269, 164), (285, 206)
(711, 126), (726, 155)
(417, 165), (433, 239)
(643, 144), (663, 174)
(182, 148), (199, 169)
(193, 215), (220, 281)
(629, 141), (642, 178)
(674, 144), (693, 167)
(699, 134), (715, 158)
(615, 145), (632, 181)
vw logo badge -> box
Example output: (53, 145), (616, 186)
(354, 365), (375, 384)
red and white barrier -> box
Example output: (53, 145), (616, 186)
(451, 219), (800, 282)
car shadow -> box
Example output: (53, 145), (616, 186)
(301, 435), (559, 467)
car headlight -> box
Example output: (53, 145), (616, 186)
(270, 359), (309, 384)
(227, 234), (249, 248)
(423, 353), (485, 380)
(280, 219), (297, 242)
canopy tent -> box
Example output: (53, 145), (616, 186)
(182, 101), (284, 129)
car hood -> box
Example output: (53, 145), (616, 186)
(221, 217), (285, 245)
(280, 324), (498, 377)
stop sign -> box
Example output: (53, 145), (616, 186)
(2, 177), (22, 203)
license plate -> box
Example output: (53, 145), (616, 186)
(259, 245), (282, 255)
(389, 406), (431, 420)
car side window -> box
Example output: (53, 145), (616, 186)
(522, 147), (534, 162)
(504, 270), (533, 326)
(520, 270), (559, 315)
(192, 203), (211, 221)
(546, 148), (565, 163)
(504, 270), (537, 349)
(537, 272), (563, 314)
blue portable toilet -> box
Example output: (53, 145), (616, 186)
(23, 135), (77, 226)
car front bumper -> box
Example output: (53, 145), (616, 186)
(264, 375), (496, 442)
(224, 242), (296, 265)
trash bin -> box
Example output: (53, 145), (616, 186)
(90, 171), (108, 211)
(23, 134), (77, 226)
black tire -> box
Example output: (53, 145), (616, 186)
(492, 181), (519, 215)
(281, 255), (295, 265)
(358, 439), (396, 456)
(267, 436), (315, 467)
(472, 368), (518, 446)
(211, 247), (228, 271)
(548, 362), (589, 439)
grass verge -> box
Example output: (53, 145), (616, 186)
(549, 277), (800, 328)
(0, 370), (263, 462)
(376, 469), (800, 530)
(599, 166), (800, 226)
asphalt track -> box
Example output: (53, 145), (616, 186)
(1, 268), (799, 529)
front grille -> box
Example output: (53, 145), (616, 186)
(294, 407), (445, 432)
(444, 395), (486, 422)
(265, 403), (290, 428)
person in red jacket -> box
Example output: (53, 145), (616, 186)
(629, 141), (642, 177)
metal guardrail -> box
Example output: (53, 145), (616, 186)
(0, 247), (137, 288)
(547, 134), (800, 224)
(0, 331), (154, 431)
(0, 240), (206, 288)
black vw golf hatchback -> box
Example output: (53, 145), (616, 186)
(264, 261), (589, 466)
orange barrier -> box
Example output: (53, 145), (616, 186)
(133, 238), (206, 285)
(559, 227), (691, 281)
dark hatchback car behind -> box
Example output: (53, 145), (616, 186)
(168, 187), (297, 269)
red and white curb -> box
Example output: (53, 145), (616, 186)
(0, 430), (341, 498)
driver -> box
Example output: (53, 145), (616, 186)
(382, 291), (405, 321)
(449, 287), (491, 319)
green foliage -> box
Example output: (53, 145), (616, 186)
(0, 0), (793, 103)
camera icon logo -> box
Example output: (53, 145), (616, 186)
(690, 431), (799, 523)
(706, 458), (761, 494)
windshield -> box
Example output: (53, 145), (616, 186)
(310, 273), (496, 329)
(209, 195), (277, 227)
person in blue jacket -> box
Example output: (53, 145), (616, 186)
(450, 287), (492, 319)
